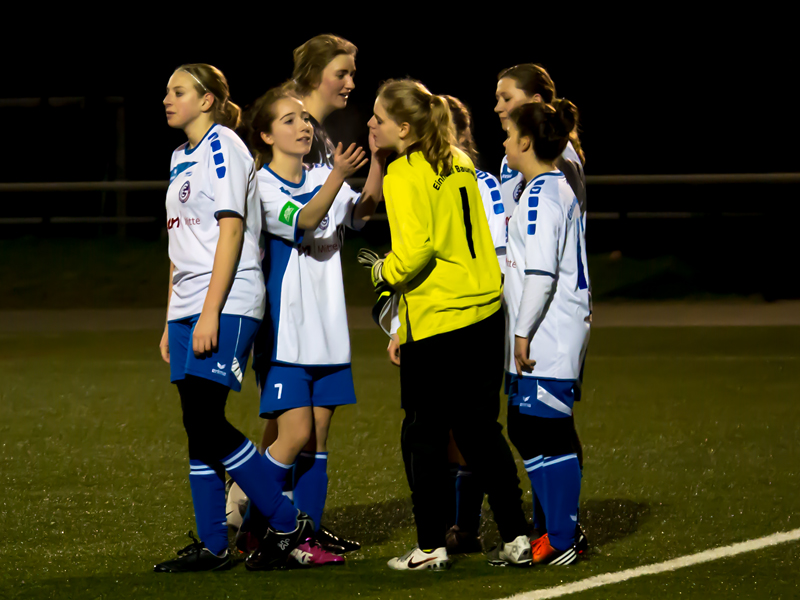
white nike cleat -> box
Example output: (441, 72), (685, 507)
(487, 534), (531, 567)
(387, 546), (450, 571)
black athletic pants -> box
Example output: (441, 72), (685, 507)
(400, 308), (528, 549)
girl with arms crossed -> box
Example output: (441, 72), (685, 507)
(241, 85), (384, 566)
(503, 100), (590, 565)
(156, 64), (312, 573)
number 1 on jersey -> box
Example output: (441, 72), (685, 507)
(459, 187), (477, 259)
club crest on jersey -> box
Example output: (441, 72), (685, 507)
(513, 182), (525, 203)
(179, 181), (191, 203)
(318, 215), (329, 231)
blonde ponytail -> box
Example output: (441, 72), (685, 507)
(219, 100), (241, 130)
(377, 79), (455, 176)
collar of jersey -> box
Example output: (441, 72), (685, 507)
(525, 169), (564, 187)
(528, 170), (564, 189)
(184, 123), (219, 156)
(264, 164), (307, 188)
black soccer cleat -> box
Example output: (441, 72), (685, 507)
(315, 525), (361, 554)
(245, 511), (315, 571)
(576, 524), (589, 555)
(154, 531), (233, 573)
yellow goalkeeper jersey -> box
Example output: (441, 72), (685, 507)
(382, 147), (502, 344)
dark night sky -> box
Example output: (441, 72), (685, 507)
(3, 18), (795, 183)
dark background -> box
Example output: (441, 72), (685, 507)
(2, 19), (797, 300)
(4, 21), (797, 179)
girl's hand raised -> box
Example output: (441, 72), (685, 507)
(332, 142), (368, 180)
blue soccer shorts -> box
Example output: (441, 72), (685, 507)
(259, 364), (357, 418)
(507, 374), (576, 418)
(168, 313), (260, 392)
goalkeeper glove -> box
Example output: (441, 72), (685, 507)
(357, 248), (388, 290)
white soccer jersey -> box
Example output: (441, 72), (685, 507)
(500, 141), (585, 220)
(504, 170), (591, 380)
(476, 169), (506, 270)
(166, 124), (265, 321)
(259, 164), (363, 366)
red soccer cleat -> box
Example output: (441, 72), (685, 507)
(531, 533), (578, 565)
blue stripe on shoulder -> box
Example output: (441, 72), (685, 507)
(293, 185), (324, 205)
(531, 170), (564, 184)
(169, 161), (197, 183)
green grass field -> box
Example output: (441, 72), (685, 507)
(1, 325), (799, 599)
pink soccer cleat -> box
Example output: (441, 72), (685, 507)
(291, 540), (345, 567)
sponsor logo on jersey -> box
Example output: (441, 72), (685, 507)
(501, 163), (518, 183)
(212, 362), (227, 377)
(318, 215), (329, 231)
(167, 217), (180, 230)
(279, 201), (300, 226)
(179, 181), (191, 203)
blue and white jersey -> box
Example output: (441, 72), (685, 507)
(504, 170), (591, 380)
(500, 141), (586, 221)
(258, 164), (363, 366)
(166, 124), (265, 321)
(476, 169), (506, 271)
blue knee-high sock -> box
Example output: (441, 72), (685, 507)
(222, 440), (297, 533)
(455, 468), (484, 534)
(293, 451), (328, 533)
(262, 447), (293, 495)
(531, 453), (581, 551)
(533, 490), (546, 532)
(189, 460), (227, 555)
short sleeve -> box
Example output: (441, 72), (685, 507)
(331, 179), (364, 231)
(523, 188), (563, 277)
(209, 135), (253, 220)
(258, 173), (304, 244)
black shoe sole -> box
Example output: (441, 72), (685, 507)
(153, 557), (233, 573)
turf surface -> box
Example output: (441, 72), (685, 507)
(1, 326), (798, 599)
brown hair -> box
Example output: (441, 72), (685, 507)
(443, 95), (479, 168)
(245, 83), (302, 170)
(292, 34), (357, 96)
(177, 63), (241, 130)
(497, 63), (556, 104)
(509, 99), (578, 163)
(378, 79), (455, 176)
(498, 63), (585, 164)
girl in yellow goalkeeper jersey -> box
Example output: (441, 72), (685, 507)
(363, 79), (529, 571)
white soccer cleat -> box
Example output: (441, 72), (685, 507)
(487, 534), (531, 567)
(387, 546), (450, 571)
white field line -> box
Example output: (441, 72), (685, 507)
(588, 355), (800, 361)
(500, 528), (800, 600)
